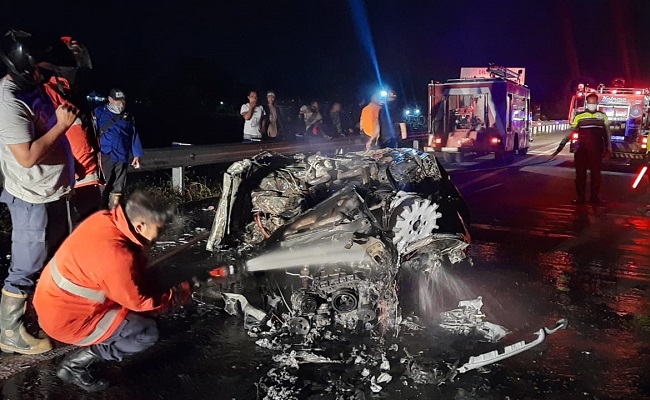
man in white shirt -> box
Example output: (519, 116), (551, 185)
(240, 91), (265, 142)
(0, 29), (78, 355)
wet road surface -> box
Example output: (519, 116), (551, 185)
(2, 131), (650, 399)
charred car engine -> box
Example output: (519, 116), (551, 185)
(204, 148), (471, 332)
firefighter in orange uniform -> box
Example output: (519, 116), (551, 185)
(33, 191), (192, 392)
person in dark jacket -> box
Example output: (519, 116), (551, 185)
(377, 90), (407, 149)
(569, 92), (612, 204)
(93, 88), (143, 209)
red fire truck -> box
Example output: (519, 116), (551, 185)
(568, 83), (649, 162)
(427, 65), (531, 162)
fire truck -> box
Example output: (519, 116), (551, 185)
(427, 65), (531, 162)
(568, 83), (649, 162)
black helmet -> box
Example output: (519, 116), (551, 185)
(0, 30), (47, 89)
(0, 29), (76, 89)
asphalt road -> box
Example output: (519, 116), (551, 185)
(1, 131), (650, 400)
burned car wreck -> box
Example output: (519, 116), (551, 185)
(202, 148), (471, 333)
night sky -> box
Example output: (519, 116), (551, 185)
(2, 0), (650, 118)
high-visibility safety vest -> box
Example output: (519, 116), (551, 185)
(33, 207), (175, 346)
(572, 110), (609, 131)
(571, 111), (609, 151)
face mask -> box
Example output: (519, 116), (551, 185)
(107, 102), (125, 114)
(586, 103), (598, 112)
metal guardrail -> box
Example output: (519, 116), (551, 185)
(137, 137), (365, 172)
(531, 120), (570, 135)
(134, 135), (431, 191)
(131, 121), (566, 191)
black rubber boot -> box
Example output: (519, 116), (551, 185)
(0, 289), (52, 354)
(57, 347), (109, 392)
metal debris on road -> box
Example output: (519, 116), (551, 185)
(439, 296), (510, 342)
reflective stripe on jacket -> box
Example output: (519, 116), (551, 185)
(572, 111), (609, 130)
(571, 111), (610, 152)
(33, 206), (175, 346)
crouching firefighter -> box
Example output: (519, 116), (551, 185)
(33, 191), (193, 392)
(568, 92), (612, 204)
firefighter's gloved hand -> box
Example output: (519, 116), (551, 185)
(171, 281), (193, 306)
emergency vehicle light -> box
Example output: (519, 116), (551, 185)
(490, 137), (501, 145)
(611, 90), (618, 94)
(572, 132), (579, 140)
(635, 91), (642, 95)
(642, 136), (648, 149)
(434, 137), (442, 144)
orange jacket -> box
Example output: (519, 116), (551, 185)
(33, 206), (175, 346)
(43, 77), (101, 187)
(360, 102), (381, 137)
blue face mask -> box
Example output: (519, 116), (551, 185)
(586, 103), (598, 112)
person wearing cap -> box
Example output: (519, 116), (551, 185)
(0, 29), (78, 355)
(299, 104), (324, 137)
(240, 90), (265, 142)
(93, 88), (144, 209)
(262, 91), (281, 139)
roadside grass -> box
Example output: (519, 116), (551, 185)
(0, 173), (222, 241)
(126, 173), (222, 206)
